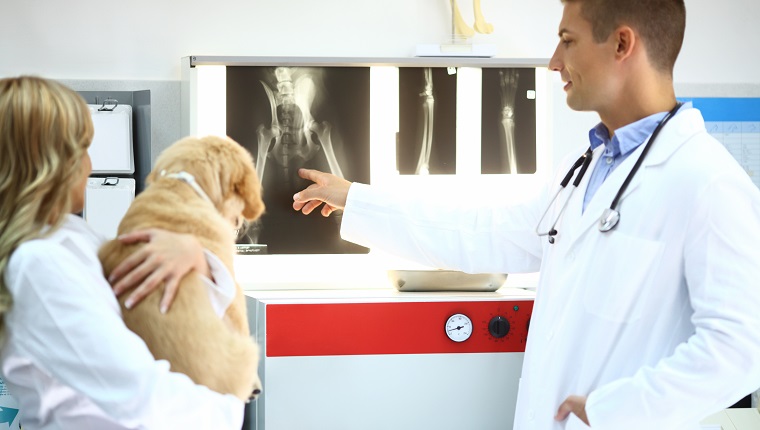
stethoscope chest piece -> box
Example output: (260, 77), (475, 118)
(537, 102), (681, 243)
(598, 208), (620, 232)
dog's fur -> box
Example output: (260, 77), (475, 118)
(98, 135), (264, 401)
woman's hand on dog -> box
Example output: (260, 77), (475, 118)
(109, 229), (211, 313)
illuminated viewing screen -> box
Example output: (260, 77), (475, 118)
(223, 64), (537, 255)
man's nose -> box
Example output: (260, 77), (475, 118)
(548, 45), (563, 72)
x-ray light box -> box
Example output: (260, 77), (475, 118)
(182, 57), (550, 288)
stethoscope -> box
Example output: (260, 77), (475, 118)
(536, 102), (682, 244)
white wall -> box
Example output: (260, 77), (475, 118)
(3, 0), (758, 164)
(0, 0), (560, 80)
(2, 0), (757, 83)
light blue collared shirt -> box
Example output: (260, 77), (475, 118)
(582, 104), (687, 212)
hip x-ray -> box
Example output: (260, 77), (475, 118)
(226, 66), (370, 254)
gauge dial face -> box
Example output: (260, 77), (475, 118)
(445, 313), (473, 342)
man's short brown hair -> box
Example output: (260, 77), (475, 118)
(563, 0), (686, 74)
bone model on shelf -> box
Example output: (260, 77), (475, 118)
(451, 0), (494, 39)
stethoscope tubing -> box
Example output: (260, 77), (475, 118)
(536, 148), (592, 241)
(537, 102), (682, 242)
(608, 102), (682, 211)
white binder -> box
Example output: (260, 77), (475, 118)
(84, 177), (135, 238)
(87, 104), (134, 174)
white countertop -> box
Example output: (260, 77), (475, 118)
(233, 253), (540, 292)
(244, 286), (536, 304)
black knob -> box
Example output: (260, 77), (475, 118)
(488, 316), (510, 338)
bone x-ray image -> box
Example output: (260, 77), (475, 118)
(481, 68), (537, 174)
(226, 66), (370, 254)
(398, 67), (457, 175)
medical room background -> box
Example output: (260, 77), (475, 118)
(1, 0), (759, 429)
(3, 0), (758, 169)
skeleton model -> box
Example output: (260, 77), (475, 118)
(499, 69), (520, 173)
(255, 67), (343, 184)
(415, 68), (435, 175)
(451, 0), (493, 39)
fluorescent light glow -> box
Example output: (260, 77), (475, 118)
(195, 65), (227, 137)
(369, 66), (399, 185)
(534, 67), (550, 180)
(456, 67), (482, 176)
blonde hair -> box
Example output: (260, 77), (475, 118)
(0, 76), (94, 340)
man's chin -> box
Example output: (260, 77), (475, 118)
(565, 95), (583, 111)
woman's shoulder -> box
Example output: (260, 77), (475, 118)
(7, 216), (103, 286)
(9, 232), (66, 267)
(6, 236), (68, 297)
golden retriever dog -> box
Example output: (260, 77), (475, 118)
(98, 135), (264, 401)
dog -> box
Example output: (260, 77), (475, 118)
(98, 135), (264, 401)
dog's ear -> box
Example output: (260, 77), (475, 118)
(240, 175), (264, 221)
(213, 135), (265, 221)
(237, 151), (265, 221)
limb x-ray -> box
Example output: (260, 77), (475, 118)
(398, 67), (457, 175)
(481, 68), (537, 174)
(226, 66), (370, 254)
(397, 67), (536, 175)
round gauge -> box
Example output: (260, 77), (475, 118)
(445, 313), (473, 342)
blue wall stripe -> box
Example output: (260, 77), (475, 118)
(677, 97), (760, 122)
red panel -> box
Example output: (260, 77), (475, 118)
(266, 300), (533, 357)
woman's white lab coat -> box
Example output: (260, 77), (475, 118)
(340, 106), (760, 430)
(1, 214), (244, 429)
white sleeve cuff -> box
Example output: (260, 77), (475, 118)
(200, 250), (236, 318)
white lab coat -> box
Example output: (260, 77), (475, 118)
(340, 107), (760, 430)
(1, 214), (245, 429)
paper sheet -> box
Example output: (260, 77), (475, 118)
(87, 104), (134, 174)
(84, 177), (135, 238)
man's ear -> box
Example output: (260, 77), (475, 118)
(614, 25), (637, 61)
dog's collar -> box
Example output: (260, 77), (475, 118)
(159, 170), (213, 204)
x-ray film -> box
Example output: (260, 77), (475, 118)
(397, 67), (457, 175)
(226, 66), (370, 255)
(481, 68), (537, 174)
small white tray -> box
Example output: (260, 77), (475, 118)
(388, 270), (507, 292)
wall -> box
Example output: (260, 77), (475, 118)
(2, 0), (759, 168)
(2, 1), (757, 82)
(1, 0), (559, 80)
